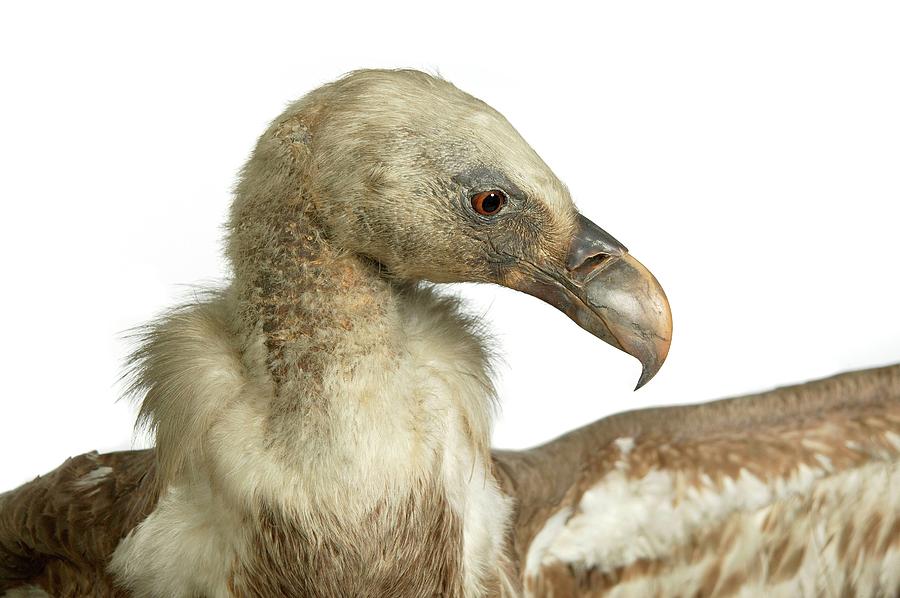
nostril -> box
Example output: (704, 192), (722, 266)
(566, 214), (628, 272)
(571, 252), (613, 279)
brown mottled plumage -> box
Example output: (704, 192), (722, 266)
(0, 451), (158, 596)
(1, 70), (898, 597)
(497, 364), (900, 596)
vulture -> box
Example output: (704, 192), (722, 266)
(1, 69), (898, 598)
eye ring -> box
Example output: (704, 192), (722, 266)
(470, 189), (508, 216)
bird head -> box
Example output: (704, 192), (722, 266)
(232, 69), (672, 388)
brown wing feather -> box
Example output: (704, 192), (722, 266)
(494, 363), (900, 596)
(0, 449), (159, 596)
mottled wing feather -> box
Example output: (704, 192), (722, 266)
(495, 364), (900, 597)
(0, 449), (158, 596)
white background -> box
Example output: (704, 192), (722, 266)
(1, 2), (898, 491)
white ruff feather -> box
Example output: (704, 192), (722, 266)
(110, 290), (512, 597)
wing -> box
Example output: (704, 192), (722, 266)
(493, 364), (900, 597)
(0, 449), (158, 596)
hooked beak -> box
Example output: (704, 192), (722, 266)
(509, 214), (672, 389)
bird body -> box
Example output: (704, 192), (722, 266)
(1, 69), (897, 597)
(4, 362), (898, 597)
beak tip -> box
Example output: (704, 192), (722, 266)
(632, 324), (672, 391)
(634, 355), (666, 390)
(634, 361), (661, 391)
(634, 372), (651, 391)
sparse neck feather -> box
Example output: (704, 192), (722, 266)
(222, 181), (499, 467)
(231, 203), (402, 435)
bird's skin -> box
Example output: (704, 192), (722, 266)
(1, 69), (897, 597)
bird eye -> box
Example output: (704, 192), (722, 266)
(471, 190), (508, 216)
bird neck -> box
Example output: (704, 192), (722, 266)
(228, 206), (495, 473)
(234, 209), (400, 430)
